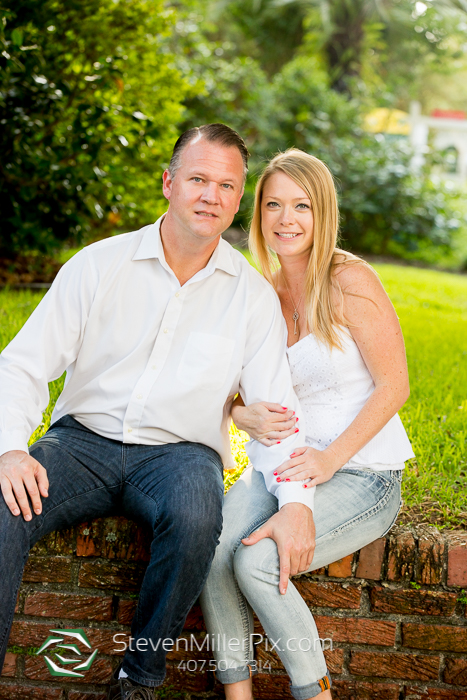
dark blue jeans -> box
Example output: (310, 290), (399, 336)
(0, 415), (224, 686)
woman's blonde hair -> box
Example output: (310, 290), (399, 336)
(249, 148), (366, 350)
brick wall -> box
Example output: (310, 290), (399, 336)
(1, 518), (467, 700)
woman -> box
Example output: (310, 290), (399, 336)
(199, 149), (414, 700)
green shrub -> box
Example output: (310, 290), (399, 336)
(0, 0), (187, 257)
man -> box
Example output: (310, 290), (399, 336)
(0, 124), (315, 699)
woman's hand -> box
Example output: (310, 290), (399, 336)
(275, 445), (342, 487)
(231, 401), (298, 446)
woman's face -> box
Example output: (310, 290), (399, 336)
(261, 171), (314, 260)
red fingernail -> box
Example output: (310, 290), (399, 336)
(296, 417), (299, 422)
(282, 406), (287, 410)
(273, 471), (277, 475)
(285, 478), (290, 482)
(276, 477), (281, 482)
(290, 453), (295, 457)
(303, 484), (308, 488)
(295, 429), (299, 433)
(277, 441), (281, 444)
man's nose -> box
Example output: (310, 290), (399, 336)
(201, 182), (220, 205)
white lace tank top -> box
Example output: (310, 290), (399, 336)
(287, 328), (415, 469)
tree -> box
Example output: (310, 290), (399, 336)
(0, 0), (188, 257)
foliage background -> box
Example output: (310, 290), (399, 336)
(1, 0), (467, 265)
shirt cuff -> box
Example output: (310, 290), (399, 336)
(0, 433), (30, 459)
(276, 481), (316, 512)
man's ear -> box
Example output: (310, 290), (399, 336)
(235, 187), (244, 214)
(162, 169), (173, 201)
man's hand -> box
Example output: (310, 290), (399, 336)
(0, 450), (49, 521)
(242, 503), (315, 595)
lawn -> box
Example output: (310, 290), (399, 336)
(1, 262), (466, 529)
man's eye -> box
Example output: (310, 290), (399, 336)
(192, 177), (202, 182)
(221, 183), (233, 189)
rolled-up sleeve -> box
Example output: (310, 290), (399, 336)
(0, 249), (96, 457)
(240, 286), (316, 512)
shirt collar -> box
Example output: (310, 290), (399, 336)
(132, 214), (238, 277)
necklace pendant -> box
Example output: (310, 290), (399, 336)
(292, 310), (299, 335)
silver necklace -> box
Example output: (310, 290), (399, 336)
(282, 270), (305, 336)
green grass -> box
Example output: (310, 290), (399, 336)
(1, 262), (466, 528)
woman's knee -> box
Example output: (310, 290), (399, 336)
(233, 538), (279, 587)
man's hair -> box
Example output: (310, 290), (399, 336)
(168, 123), (249, 182)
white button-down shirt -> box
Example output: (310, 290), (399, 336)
(0, 216), (315, 510)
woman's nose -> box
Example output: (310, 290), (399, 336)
(280, 206), (295, 225)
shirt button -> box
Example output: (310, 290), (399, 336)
(127, 428), (133, 433)
(163, 328), (168, 334)
(137, 394), (143, 399)
(175, 292), (180, 298)
(151, 364), (156, 370)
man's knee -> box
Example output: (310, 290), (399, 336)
(0, 497), (31, 553)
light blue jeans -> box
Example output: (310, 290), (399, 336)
(200, 464), (402, 699)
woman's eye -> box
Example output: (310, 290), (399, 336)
(296, 203), (309, 209)
(266, 201), (279, 207)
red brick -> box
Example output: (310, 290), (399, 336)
(404, 686), (467, 699)
(370, 586), (457, 616)
(328, 554), (353, 578)
(295, 580), (361, 609)
(1, 653), (17, 677)
(23, 556), (72, 583)
(24, 592), (113, 621)
(117, 599), (137, 625)
(163, 662), (210, 692)
(68, 693), (107, 700)
(446, 532), (467, 587)
(388, 530), (416, 581)
(8, 621), (54, 648)
(442, 657), (467, 685)
(183, 604), (206, 630)
(76, 517), (151, 562)
(25, 656), (113, 684)
(356, 539), (386, 580)
(85, 628), (129, 656)
(315, 615), (396, 646)
(332, 679), (401, 700)
(253, 672), (293, 699)
(414, 525), (445, 585)
(30, 528), (74, 556)
(402, 622), (467, 652)
(0, 684), (64, 699)
(325, 647), (344, 675)
(8, 621), (123, 657)
(349, 650), (438, 681)
(78, 560), (146, 591)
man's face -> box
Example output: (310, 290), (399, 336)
(162, 137), (245, 243)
